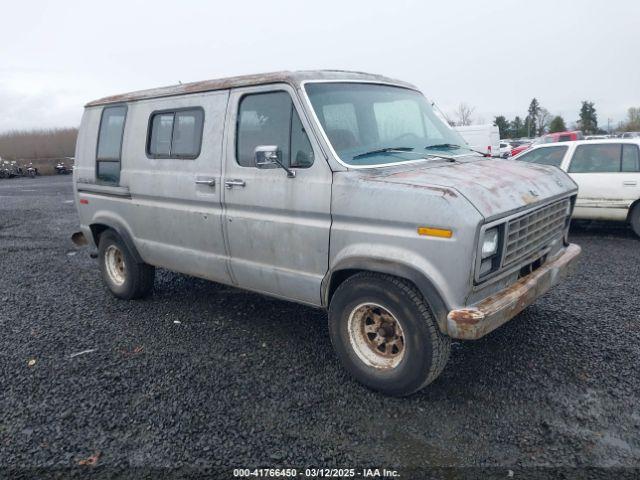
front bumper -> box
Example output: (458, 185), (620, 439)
(446, 243), (581, 340)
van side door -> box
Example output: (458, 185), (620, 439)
(123, 91), (233, 284)
(221, 84), (332, 305)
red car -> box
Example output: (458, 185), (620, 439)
(510, 142), (532, 156)
(541, 131), (584, 143)
(511, 131), (584, 157)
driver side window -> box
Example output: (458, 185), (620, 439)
(236, 91), (314, 169)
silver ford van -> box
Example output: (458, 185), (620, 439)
(73, 70), (580, 396)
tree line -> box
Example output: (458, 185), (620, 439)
(492, 99), (603, 139)
(0, 128), (78, 160)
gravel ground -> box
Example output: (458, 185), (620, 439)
(1, 175), (639, 476)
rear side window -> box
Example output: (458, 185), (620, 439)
(622, 144), (640, 172)
(569, 144), (621, 173)
(517, 145), (568, 167)
(147, 108), (204, 159)
(150, 113), (173, 156)
(96, 106), (127, 184)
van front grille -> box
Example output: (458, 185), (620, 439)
(503, 199), (569, 267)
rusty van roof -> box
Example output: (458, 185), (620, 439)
(85, 70), (418, 107)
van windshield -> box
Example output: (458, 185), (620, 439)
(304, 82), (469, 166)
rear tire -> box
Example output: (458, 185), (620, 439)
(98, 230), (155, 300)
(328, 272), (450, 397)
(630, 204), (640, 238)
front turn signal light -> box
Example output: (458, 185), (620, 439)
(417, 227), (453, 238)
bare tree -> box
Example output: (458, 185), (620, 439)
(454, 103), (475, 126)
(536, 108), (551, 136)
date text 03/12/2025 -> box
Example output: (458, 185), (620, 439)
(232, 468), (400, 477)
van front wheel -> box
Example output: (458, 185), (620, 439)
(328, 272), (450, 397)
(98, 230), (155, 300)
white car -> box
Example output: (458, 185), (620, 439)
(498, 141), (513, 158)
(513, 139), (640, 236)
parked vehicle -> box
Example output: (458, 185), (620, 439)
(585, 135), (610, 140)
(513, 139), (640, 236)
(510, 141), (534, 157)
(25, 163), (38, 178)
(453, 124), (500, 157)
(72, 70), (580, 396)
(621, 132), (640, 139)
(498, 141), (513, 158)
(510, 132), (582, 157)
(0, 161), (12, 179)
(9, 162), (18, 177)
(1, 161), (24, 178)
(55, 162), (72, 174)
(509, 139), (535, 147)
(541, 131), (584, 143)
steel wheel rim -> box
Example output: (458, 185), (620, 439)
(347, 302), (405, 370)
(104, 245), (126, 286)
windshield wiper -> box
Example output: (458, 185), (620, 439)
(425, 143), (487, 157)
(424, 153), (456, 162)
(351, 145), (462, 164)
(352, 146), (415, 160)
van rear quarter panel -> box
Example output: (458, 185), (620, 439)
(75, 90), (233, 285)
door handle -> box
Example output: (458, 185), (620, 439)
(623, 181), (637, 186)
(225, 179), (246, 189)
(195, 178), (216, 187)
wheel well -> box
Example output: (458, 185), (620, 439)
(324, 262), (449, 333)
(89, 222), (144, 263)
(89, 223), (110, 246)
(327, 268), (428, 305)
(326, 268), (361, 306)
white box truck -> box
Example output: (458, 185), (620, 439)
(454, 124), (501, 157)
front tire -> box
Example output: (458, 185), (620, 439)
(98, 230), (155, 300)
(328, 272), (450, 397)
(630, 203), (640, 237)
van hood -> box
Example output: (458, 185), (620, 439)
(362, 158), (577, 220)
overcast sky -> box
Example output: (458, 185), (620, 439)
(1, 0), (639, 133)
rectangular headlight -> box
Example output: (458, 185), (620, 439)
(481, 227), (499, 259)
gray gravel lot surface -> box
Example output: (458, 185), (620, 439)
(1, 176), (639, 475)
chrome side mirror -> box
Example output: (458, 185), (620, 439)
(254, 145), (296, 178)
(255, 145), (279, 169)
